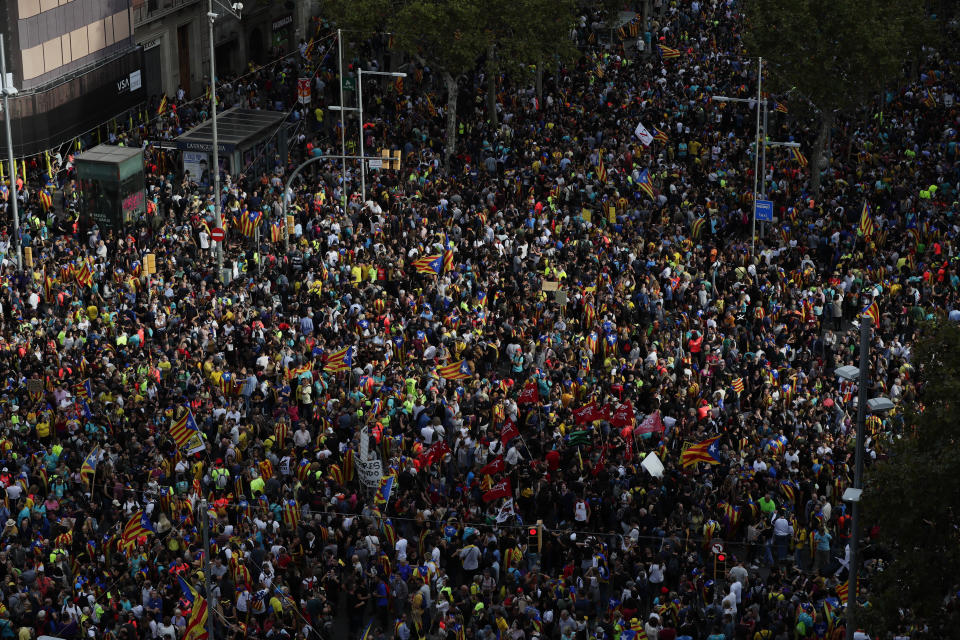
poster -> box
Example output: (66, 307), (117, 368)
(183, 151), (209, 184)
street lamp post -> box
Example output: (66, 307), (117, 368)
(356, 69), (406, 204)
(0, 34), (22, 272)
(282, 153), (376, 250)
(835, 316), (893, 640)
(207, 0), (243, 283)
(712, 90), (799, 256)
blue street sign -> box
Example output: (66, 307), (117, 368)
(755, 199), (774, 222)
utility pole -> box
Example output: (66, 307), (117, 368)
(338, 29), (348, 210)
(201, 499), (217, 640)
(0, 34), (22, 273)
(207, 0), (242, 283)
(752, 57), (762, 258)
(846, 317), (871, 640)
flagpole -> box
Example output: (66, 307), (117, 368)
(200, 498), (216, 640)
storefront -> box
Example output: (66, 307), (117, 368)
(271, 14), (294, 54)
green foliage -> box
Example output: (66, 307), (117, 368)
(490, 0), (579, 78)
(743, 0), (930, 114)
(862, 321), (960, 635)
(325, 0), (577, 77)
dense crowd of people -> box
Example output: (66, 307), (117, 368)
(0, 2), (956, 640)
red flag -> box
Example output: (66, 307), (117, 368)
(591, 445), (608, 477)
(609, 401), (636, 428)
(500, 419), (520, 445)
(423, 440), (450, 466)
(517, 380), (540, 405)
(479, 455), (505, 476)
(636, 410), (665, 435)
(482, 478), (513, 503)
(572, 401), (605, 425)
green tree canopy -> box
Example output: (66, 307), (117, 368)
(325, 0), (578, 165)
(862, 321), (960, 635)
(743, 0), (931, 193)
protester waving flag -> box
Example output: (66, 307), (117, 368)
(680, 436), (722, 468)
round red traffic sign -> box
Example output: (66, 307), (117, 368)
(210, 227), (225, 242)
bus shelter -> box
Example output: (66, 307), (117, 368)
(174, 108), (288, 184)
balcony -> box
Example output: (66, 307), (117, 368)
(133, 0), (200, 28)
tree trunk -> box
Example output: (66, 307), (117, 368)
(809, 110), (834, 197)
(486, 45), (498, 129)
(444, 71), (459, 171)
(536, 64), (543, 105)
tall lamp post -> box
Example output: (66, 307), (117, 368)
(835, 316), (894, 640)
(0, 35), (22, 272)
(207, 0), (243, 282)
(712, 91), (799, 256)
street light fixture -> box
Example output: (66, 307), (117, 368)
(713, 82), (800, 256)
(356, 69), (406, 203)
(207, 0), (243, 283)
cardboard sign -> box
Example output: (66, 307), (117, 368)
(641, 452), (664, 478)
(542, 281), (560, 291)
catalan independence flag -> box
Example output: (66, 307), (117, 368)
(680, 436), (721, 468)
(691, 217), (706, 240)
(169, 410), (199, 447)
(180, 577), (209, 640)
(859, 202), (874, 237)
(788, 147), (808, 167)
(773, 101), (788, 113)
(157, 95), (168, 115)
(120, 510), (156, 551)
(238, 209), (263, 237)
(80, 446), (100, 484)
(653, 127), (669, 143)
(637, 168), (654, 199)
(659, 45), (681, 59)
(412, 254), (443, 275)
(74, 378), (92, 400)
(323, 346), (354, 373)
(836, 579), (850, 603)
(731, 378), (745, 394)
(596, 152), (607, 183)
(437, 359), (472, 380)
(75, 262), (93, 288)
(862, 300), (880, 327)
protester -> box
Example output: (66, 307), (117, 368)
(0, 3), (954, 640)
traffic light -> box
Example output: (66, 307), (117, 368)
(713, 553), (727, 581)
(527, 520), (543, 552)
(145, 253), (156, 275)
(286, 215), (296, 235)
(381, 149), (402, 170)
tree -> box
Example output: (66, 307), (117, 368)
(325, 0), (577, 167)
(860, 321), (960, 636)
(743, 0), (930, 195)
(479, 0), (579, 128)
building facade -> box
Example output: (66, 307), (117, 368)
(0, 0), (146, 156)
(133, 0), (317, 103)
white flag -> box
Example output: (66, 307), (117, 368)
(634, 121), (654, 146)
(496, 499), (516, 523)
